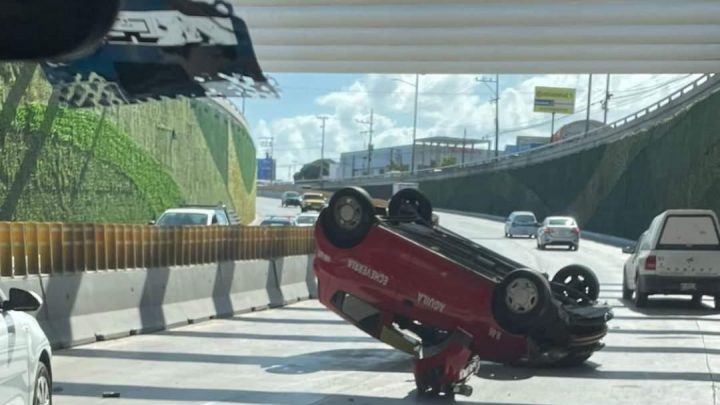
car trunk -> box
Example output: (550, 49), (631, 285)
(655, 251), (720, 277)
(547, 226), (575, 238)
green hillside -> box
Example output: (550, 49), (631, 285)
(0, 63), (256, 224)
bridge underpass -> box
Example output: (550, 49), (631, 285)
(46, 197), (720, 405)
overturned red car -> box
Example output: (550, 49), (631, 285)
(313, 187), (612, 398)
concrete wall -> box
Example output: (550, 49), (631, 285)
(4, 255), (316, 349)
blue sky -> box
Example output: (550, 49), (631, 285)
(232, 73), (701, 180)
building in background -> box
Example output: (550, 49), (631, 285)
(551, 119), (606, 143)
(339, 136), (492, 178)
(503, 136), (551, 154)
(257, 156), (276, 181)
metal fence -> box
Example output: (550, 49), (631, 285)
(0, 223), (315, 277)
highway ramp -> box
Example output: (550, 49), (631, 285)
(52, 209), (720, 405)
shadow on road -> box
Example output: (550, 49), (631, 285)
(159, 329), (374, 343)
(53, 382), (539, 405)
(57, 347), (410, 374)
(475, 362), (717, 382)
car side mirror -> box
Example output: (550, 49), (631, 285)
(148, 220), (156, 225)
(3, 288), (42, 312)
(536, 222), (542, 227)
(622, 246), (635, 254)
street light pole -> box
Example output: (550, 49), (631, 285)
(494, 73), (499, 157)
(317, 116), (329, 188)
(411, 73), (419, 174)
(585, 74), (593, 136)
(603, 74), (612, 124)
(476, 75), (500, 157)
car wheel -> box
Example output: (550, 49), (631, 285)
(34, 362), (51, 405)
(551, 264), (600, 304)
(691, 294), (703, 307)
(537, 241), (545, 250)
(622, 270), (633, 300)
(492, 269), (552, 334)
(388, 188), (433, 223)
(633, 274), (648, 308)
(320, 187), (375, 249)
(715, 296), (720, 311)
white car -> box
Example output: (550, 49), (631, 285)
(153, 206), (231, 226)
(295, 212), (320, 227)
(536, 216), (580, 251)
(622, 209), (720, 308)
(504, 211), (538, 238)
(0, 287), (52, 405)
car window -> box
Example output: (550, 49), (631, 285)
(548, 218), (574, 226)
(657, 215), (720, 250)
(296, 216), (318, 224)
(513, 215), (536, 224)
(215, 211), (229, 225)
(156, 213), (208, 226)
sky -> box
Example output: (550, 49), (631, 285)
(232, 73), (702, 181)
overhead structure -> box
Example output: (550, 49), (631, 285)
(230, 0), (720, 73)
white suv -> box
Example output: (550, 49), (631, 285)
(0, 287), (52, 405)
(622, 209), (720, 308)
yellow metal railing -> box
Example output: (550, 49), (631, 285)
(0, 224), (315, 277)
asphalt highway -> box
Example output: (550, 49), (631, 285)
(52, 199), (720, 405)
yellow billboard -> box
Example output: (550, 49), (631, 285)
(534, 86), (576, 114)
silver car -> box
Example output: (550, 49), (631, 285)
(536, 216), (581, 250)
(504, 211), (539, 238)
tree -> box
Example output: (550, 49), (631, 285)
(439, 156), (457, 167)
(293, 159), (332, 181)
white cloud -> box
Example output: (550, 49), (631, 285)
(252, 73), (702, 180)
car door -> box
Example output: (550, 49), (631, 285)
(0, 306), (31, 405)
(625, 233), (648, 289)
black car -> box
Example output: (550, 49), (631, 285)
(282, 191), (302, 207)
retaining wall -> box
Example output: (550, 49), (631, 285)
(4, 255), (316, 349)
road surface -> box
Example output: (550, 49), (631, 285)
(52, 200), (720, 404)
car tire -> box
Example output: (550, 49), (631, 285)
(552, 264), (600, 303)
(714, 296), (720, 311)
(691, 294), (703, 307)
(320, 187), (375, 249)
(388, 188), (433, 223)
(622, 270), (633, 300)
(33, 361), (52, 405)
(492, 269), (552, 334)
(633, 274), (649, 308)
(537, 241), (545, 250)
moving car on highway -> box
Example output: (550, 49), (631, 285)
(260, 216), (297, 227)
(0, 287), (52, 405)
(281, 191), (302, 208)
(301, 193), (327, 212)
(296, 212), (320, 227)
(537, 216), (581, 251)
(504, 211), (539, 238)
(622, 209), (720, 308)
(153, 204), (238, 226)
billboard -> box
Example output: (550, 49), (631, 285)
(534, 86), (576, 114)
(257, 158), (275, 181)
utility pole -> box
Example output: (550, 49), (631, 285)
(393, 75), (420, 174)
(317, 116), (329, 188)
(476, 74), (500, 157)
(411, 74), (419, 174)
(585, 74), (593, 136)
(603, 74), (612, 124)
(461, 128), (467, 166)
(356, 109), (374, 175)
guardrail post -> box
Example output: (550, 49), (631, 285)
(0, 223), (11, 277)
(84, 224), (96, 271)
(37, 223), (50, 275)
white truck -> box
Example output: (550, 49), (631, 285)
(622, 209), (720, 308)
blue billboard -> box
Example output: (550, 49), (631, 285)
(257, 158), (275, 181)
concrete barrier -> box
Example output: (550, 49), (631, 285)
(3, 256), (315, 349)
(273, 255), (318, 305)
